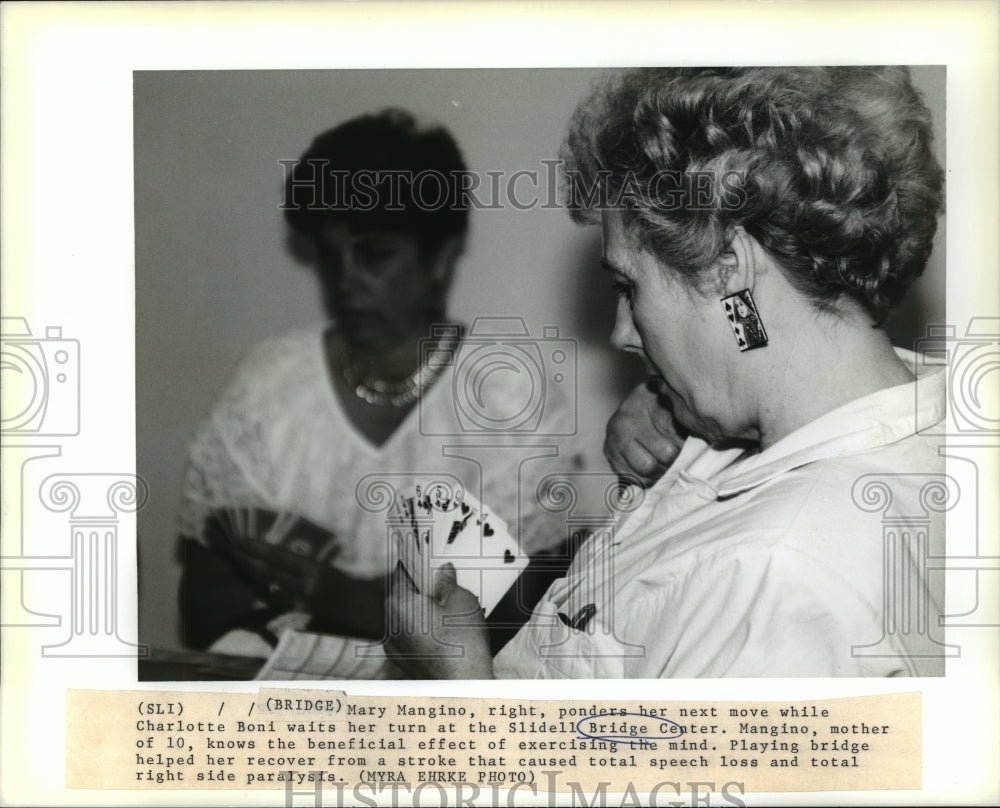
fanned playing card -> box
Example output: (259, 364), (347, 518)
(388, 480), (528, 616)
(204, 506), (340, 564)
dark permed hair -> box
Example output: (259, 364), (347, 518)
(283, 108), (469, 256)
(561, 67), (944, 323)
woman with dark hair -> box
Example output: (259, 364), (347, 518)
(386, 67), (948, 678)
(176, 109), (580, 677)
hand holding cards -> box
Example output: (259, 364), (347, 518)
(202, 507), (341, 607)
(388, 480), (528, 616)
(203, 507), (341, 562)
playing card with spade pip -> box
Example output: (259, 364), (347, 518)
(388, 480), (528, 616)
(721, 288), (768, 351)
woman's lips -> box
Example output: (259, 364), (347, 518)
(648, 373), (671, 397)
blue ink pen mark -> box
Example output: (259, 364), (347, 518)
(576, 712), (685, 744)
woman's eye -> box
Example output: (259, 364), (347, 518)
(612, 281), (634, 305)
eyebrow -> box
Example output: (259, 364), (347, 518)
(600, 258), (623, 275)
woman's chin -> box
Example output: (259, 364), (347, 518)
(339, 326), (398, 354)
(671, 404), (720, 445)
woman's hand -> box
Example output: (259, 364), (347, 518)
(384, 563), (494, 679)
(212, 537), (387, 639)
(605, 380), (685, 487)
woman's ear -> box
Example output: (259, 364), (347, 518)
(716, 227), (759, 296)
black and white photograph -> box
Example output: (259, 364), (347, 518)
(2, 2), (998, 806)
(134, 66), (950, 680)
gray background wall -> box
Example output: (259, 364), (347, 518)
(136, 67), (945, 651)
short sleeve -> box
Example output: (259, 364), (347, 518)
(176, 343), (283, 544)
(177, 416), (265, 544)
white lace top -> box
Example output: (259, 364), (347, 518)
(178, 324), (585, 664)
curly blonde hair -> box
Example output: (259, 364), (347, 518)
(562, 67), (943, 323)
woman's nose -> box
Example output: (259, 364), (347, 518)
(610, 297), (639, 353)
(337, 258), (367, 295)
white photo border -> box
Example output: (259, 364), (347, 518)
(2, 1), (998, 806)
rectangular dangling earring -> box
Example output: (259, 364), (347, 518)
(721, 288), (768, 351)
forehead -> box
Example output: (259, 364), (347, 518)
(600, 210), (641, 273)
(600, 210), (703, 299)
(316, 220), (415, 246)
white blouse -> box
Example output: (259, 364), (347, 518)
(178, 324), (583, 670)
(494, 350), (948, 678)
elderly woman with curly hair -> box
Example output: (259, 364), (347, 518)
(384, 66), (947, 679)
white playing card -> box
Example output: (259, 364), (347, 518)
(446, 500), (526, 615)
(392, 480), (528, 616)
(388, 490), (433, 592)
